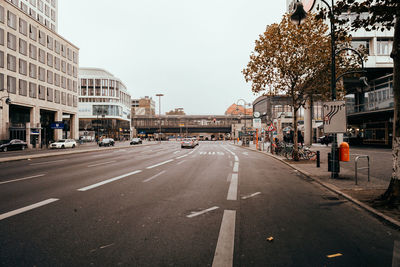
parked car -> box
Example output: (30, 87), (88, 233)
(99, 138), (115, 147)
(181, 138), (196, 149)
(130, 138), (142, 145)
(50, 139), (77, 149)
(0, 139), (28, 152)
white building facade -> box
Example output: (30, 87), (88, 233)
(6, 0), (58, 32)
(78, 68), (132, 141)
(0, 0), (79, 148)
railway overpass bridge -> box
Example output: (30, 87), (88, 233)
(131, 114), (252, 139)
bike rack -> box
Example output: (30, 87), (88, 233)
(355, 155), (370, 185)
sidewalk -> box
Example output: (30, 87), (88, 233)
(235, 141), (400, 228)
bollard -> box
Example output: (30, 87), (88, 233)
(316, 151), (320, 168)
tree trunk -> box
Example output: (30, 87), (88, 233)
(380, 15), (400, 205)
(293, 106), (299, 161)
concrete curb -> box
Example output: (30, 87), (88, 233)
(0, 143), (158, 163)
(233, 143), (400, 229)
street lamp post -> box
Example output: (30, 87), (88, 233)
(237, 99), (249, 146)
(156, 94), (164, 143)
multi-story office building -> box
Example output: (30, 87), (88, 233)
(6, 0), (58, 32)
(78, 68), (132, 141)
(0, 0), (79, 148)
(131, 96), (155, 116)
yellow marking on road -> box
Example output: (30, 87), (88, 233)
(327, 253), (343, 258)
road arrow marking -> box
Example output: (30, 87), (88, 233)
(241, 192), (261, 200)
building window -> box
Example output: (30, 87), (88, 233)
(19, 38), (27, 55)
(0, 51), (3, 68)
(19, 79), (27, 96)
(7, 11), (17, 30)
(29, 63), (37, 78)
(50, 23), (55, 31)
(39, 48), (45, 63)
(0, 74), (3, 91)
(38, 30), (45, 46)
(29, 44), (37, 59)
(73, 81), (77, 92)
(54, 73), (60, 86)
(19, 18), (27, 35)
(351, 39), (370, 55)
(67, 78), (71, 90)
(47, 53), (53, 67)
(38, 67), (45, 81)
(73, 96), (77, 107)
(38, 85), (46, 100)
(30, 0), (36, 7)
(67, 93), (72, 106)
(67, 63), (72, 76)
(73, 66), (77, 78)
(7, 54), (16, 72)
(7, 75), (16, 94)
(38, 0), (44, 12)
(29, 8), (36, 19)
(37, 14), (43, 24)
(7, 32), (16, 51)
(61, 60), (66, 73)
(47, 70), (53, 84)
(47, 87), (53, 102)
(61, 44), (66, 57)
(44, 4), (49, 16)
(0, 5), (4, 24)
(61, 76), (66, 88)
(61, 91), (66, 105)
(50, 8), (55, 21)
(377, 38), (393, 55)
(54, 40), (60, 54)
(20, 2), (28, 13)
(54, 56), (60, 70)
(29, 24), (37, 41)
(73, 51), (77, 63)
(29, 82), (37, 98)
(47, 35), (53, 50)
(54, 89), (60, 103)
(19, 58), (27, 75)
(0, 28), (3, 45)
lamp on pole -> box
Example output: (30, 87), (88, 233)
(156, 94), (164, 143)
(236, 99), (249, 146)
(290, 0), (340, 178)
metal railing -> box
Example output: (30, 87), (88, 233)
(355, 155), (370, 185)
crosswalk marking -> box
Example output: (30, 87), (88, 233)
(199, 151), (225, 156)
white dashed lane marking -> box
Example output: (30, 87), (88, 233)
(0, 198), (59, 221)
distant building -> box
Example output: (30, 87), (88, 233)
(78, 68), (132, 140)
(6, 0), (58, 32)
(225, 104), (253, 116)
(0, 0), (79, 148)
(131, 96), (155, 116)
(166, 108), (185, 115)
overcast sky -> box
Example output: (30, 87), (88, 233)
(58, 0), (286, 115)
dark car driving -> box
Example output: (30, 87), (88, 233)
(0, 139), (28, 152)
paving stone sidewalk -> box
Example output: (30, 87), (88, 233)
(234, 141), (400, 228)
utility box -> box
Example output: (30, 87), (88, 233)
(339, 142), (350, 162)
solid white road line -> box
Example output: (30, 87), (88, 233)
(212, 210), (236, 267)
(87, 160), (116, 168)
(233, 162), (239, 173)
(176, 154), (188, 159)
(77, 170), (142, 191)
(173, 151), (180, 154)
(29, 159), (67, 166)
(176, 160), (186, 165)
(187, 206), (219, 218)
(227, 173), (238, 201)
(234, 156), (239, 162)
(0, 174), (46, 185)
(242, 192), (261, 200)
(146, 159), (174, 169)
(0, 198), (59, 221)
(392, 240), (400, 267)
(143, 170), (166, 183)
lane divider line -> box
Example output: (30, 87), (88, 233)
(87, 160), (116, 168)
(77, 170), (142, 191)
(0, 198), (59, 221)
(0, 174), (46, 185)
(29, 159), (67, 166)
(212, 210), (236, 267)
(233, 162), (239, 173)
(143, 170), (166, 183)
(146, 159), (174, 169)
(187, 206), (219, 218)
(176, 154), (188, 159)
(176, 160), (186, 165)
(227, 173), (238, 201)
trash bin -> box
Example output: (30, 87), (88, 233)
(339, 142), (350, 162)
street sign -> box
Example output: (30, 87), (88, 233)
(253, 118), (262, 129)
(267, 123), (276, 132)
(253, 111), (260, 118)
(323, 100), (347, 133)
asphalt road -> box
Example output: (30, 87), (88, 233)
(0, 141), (399, 266)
